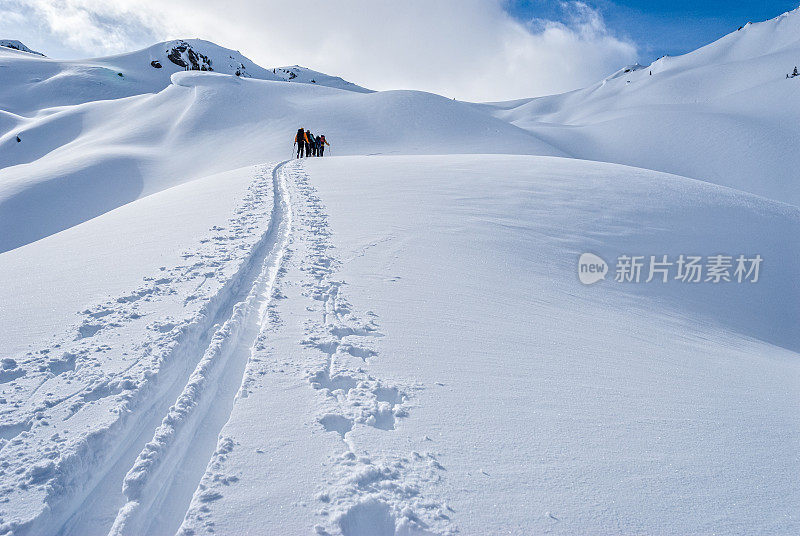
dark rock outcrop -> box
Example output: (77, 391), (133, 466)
(166, 41), (214, 71)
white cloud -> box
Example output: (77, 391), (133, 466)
(2, 0), (162, 56)
(6, 0), (637, 101)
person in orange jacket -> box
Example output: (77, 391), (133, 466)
(318, 135), (330, 157)
(294, 128), (308, 158)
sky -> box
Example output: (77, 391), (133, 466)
(1, 0), (797, 101)
(507, 1), (800, 60)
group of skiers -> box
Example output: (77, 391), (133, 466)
(294, 128), (330, 158)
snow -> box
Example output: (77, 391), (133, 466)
(171, 156), (799, 536)
(272, 65), (373, 93)
(0, 69), (560, 254)
(0, 39), (377, 116)
(0, 40), (44, 57)
(0, 164), (280, 534)
(482, 7), (800, 205)
(1, 7), (799, 536)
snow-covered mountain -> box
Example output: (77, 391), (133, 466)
(0, 39), (372, 115)
(272, 65), (373, 92)
(482, 7), (800, 204)
(0, 9), (798, 536)
(0, 39), (44, 56)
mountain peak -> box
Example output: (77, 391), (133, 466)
(0, 40), (45, 57)
(132, 38), (279, 80)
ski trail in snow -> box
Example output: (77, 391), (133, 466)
(5, 164), (280, 536)
(175, 162), (455, 535)
(106, 161), (292, 536)
(25, 162), (288, 536)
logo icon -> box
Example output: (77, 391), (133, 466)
(578, 253), (608, 285)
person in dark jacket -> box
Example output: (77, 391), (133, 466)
(295, 128), (307, 158)
(305, 130), (315, 157)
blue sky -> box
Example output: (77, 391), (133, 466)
(507, 0), (799, 60)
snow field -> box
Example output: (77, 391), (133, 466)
(0, 163), (283, 534)
(166, 155), (798, 535)
(0, 68), (561, 255)
(1, 9), (799, 533)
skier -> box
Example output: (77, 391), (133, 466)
(295, 128), (307, 158)
(319, 135), (330, 156)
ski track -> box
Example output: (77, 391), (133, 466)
(179, 163), (456, 536)
(1, 160), (454, 536)
(0, 161), (286, 535)
(106, 160), (293, 536)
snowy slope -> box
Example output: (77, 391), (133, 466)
(0, 40), (44, 56)
(2, 156), (796, 535)
(483, 7), (800, 205)
(0, 70), (561, 254)
(1, 9), (798, 536)
(189, 155), (796, 535)
(272, 65), (373, 93)
(0, 163), (285, 535)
